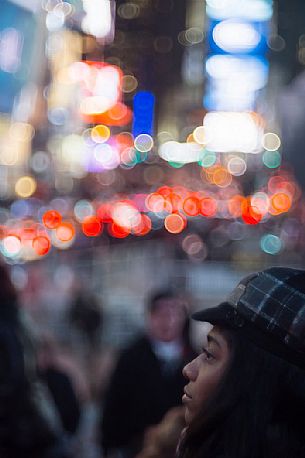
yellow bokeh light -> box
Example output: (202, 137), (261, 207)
(15, 176), (37, 198)
(193, 126), (208, 145)
(262, 132), (281, 151)
(91, 125), (110, 143)
(9, 122), (35, 142)
(122, 75), (138, 93)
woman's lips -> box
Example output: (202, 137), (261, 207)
(182, 388), (192, 403)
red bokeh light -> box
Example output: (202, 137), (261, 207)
(82, 216), (103, 237)
(241, 200), (262, 225)
(108, 222), (131, 238)
(42, 210), (62, 229)
(183, 196), (201, 216)
(96, 203), (113, 223)
(133, 214), (152, 236)
(32, 236), (51, 256)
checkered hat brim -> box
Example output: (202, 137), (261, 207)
(193, 267), (305, 367)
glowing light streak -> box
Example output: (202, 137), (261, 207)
(82, 0), (115, 41)
(206, 0), (273, 21)
(132, 91), (155, 137)
(159, 141), (204, 163)
(212, 20), (261, 53)
(203, 112), (263, 153)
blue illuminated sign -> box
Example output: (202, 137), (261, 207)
(132, 91), (155, 137)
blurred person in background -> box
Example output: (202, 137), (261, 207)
(0, 260), (69, 457)
(100, 289), (196, 458)
(178, 267), (305, 458)
(37, 333), (81, 436)
(67, 288), (103, 352)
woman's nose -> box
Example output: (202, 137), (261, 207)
(183, 358), (198, 381)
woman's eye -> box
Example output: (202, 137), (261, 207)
(201, 348), (214, 361)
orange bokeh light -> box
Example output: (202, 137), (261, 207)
(212, 166), (232, 188)
(228, 195), (246, 218)
(116, 132), (134, 151)
(183, 196), (201, 216)
(167, 191), (182, 213)
(56, 222), (75, 242)
(32, 236), (51, 256)
(83, 103), (133, 126)
(82, 216), (102, 237)
(200, 197), (217, 217)
(164, 213), (186, 234)
(42, 210), (62, 229)
(270, 192), (292, 214)
(186, 133), (195, 143)
(145, 193), (172, 213)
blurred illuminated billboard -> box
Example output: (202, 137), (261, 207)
(0, 0), (36, 113)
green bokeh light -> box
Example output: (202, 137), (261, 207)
(198, 150), (217, 168)
(260, 234), (282, 255)
(262, 150), (281, 169)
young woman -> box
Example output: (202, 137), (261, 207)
(179, 267), (305, 458)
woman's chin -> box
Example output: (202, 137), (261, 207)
(184, 407), (193, 425)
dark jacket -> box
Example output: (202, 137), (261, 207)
(101, 335), (195, 457)
(40, 367), (81, 434)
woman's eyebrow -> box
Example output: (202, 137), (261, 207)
(207, 334), (221, 348)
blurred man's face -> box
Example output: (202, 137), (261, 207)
(148, 299), (186, 342)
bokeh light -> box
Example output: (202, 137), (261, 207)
(82, 216), (102, 236)
(42, 210), (62, 229)
(263, 150), (281, 168)
(91, 125), (111, 143)
(199, 150), (217, 168)
(227, 156), (247, 176)
(15, 176), (37, 198)
(132, 214), (152, 236)
(74, 200), (94, 222)
(200, 197), (217, 217)
(164, 213), (186, 233)
(134, 134), (154, 153)
(262, 132), (281, 151)
(260, 234), (282, 254)
(251, 192), (269, 216)
(193, 126), (209, 145)
(241, 199), (262, 225)
(2, 235), (21, 258)
(108, 222), (131, 238)
(270, 192), (292, 214)
(182, 233), (207, 260)
(32, 236), (51, 256)
(122, 74), (138, 93)
(183, 196), (201, 217)
(56, 222), (75, 242)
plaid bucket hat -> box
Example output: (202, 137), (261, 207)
(192, 267), (305, 369)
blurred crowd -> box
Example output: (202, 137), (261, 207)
(0, 259), (193, 458)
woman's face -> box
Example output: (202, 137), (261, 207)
(182, 325), (231, 424)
